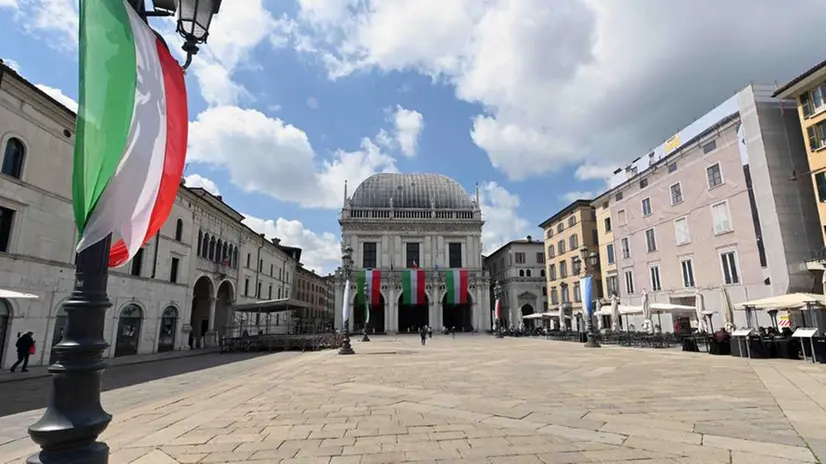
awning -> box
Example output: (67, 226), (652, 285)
(734, 293), (826, 311)
(523, 312), (554, 320)
(232, 298), (312, 313)
(0, 289), (38, 299)
(650, 303), (696, 313)
(598, 305), (643, 315)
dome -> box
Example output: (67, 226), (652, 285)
(350, 173), (473, 209)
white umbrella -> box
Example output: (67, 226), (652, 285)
(641, 290), (653, 333)
(721, 286), (735, 331)
(610, 294), (620, 331)
(694, 289), (707, 333)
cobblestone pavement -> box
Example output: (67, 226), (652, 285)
(3, 336), (826, 463)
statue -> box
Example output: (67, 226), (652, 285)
(430, 197), (436, 209)
(389, 196), (394, 209)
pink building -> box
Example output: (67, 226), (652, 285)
(604, 85), (821, 331)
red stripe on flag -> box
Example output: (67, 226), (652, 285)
(370, 270), (382, 306)
(416, 269), (425, 304)
(459, 269), (468, 304)
(109, 39), (188, 267)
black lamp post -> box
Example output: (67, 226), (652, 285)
(493, 281), (504, 338)
(26, 1), (221, 463)
(339, 245), (355, 355)
(579, 246), (601, 349)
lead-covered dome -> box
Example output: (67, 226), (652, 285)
(350, 173), (473, 209)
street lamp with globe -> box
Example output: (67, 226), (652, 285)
(579, 246), (601, 348)
(339, 245), (355, 355)
(25, 1), (222, 463)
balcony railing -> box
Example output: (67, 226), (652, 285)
(344, 208), (478, 220)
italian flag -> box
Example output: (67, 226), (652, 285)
(73, 0), (188, 268)
(357, 269), (381, 307)
(445, 269), (469, 305)
(402, 269), (426, 305)
(495, 298), (501, 320)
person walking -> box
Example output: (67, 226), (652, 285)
(427, 326), (433, 339)
(10, 331), (35, 373)
(451, 326), (456, 339)
(420, 326), (427, 346)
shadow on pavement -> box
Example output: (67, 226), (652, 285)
(0, 351), (272, 418)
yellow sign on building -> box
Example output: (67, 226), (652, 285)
(665, 134), (681, 153)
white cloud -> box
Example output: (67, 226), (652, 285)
(575, 164), (616, 181)
(243, 214), (340, 275)
(35, 84), (78, 112)
(559, 191), (595, 203)
(306, 97), (319, 109)
(478, 181), (531, 255)
(21, 0), (78, 51)
(391, 105), (424, 157)
(0, 0), (17, 8)
(289, 0), (826, 181)
(2, 59), (20, 72)
(187, 106), (397, 209)
(184, 173), (221, 196)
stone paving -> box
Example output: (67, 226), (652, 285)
(3, 336), (826, 463)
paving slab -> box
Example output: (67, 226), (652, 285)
(0, 336), (825, 463)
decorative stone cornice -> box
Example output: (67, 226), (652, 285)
(340, 221), (483, 233)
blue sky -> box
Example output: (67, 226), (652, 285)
(2, 0), (826, 273)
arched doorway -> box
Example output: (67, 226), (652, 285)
(115, 304), (143, 357)
(215, 281), (234, 338)
(50, 306), (68, 365)
(0, 299), (10, 366)
(353, 294), (385, 334)
(398, 294), (429, 333)
(442, 294), (473, 332)
(521, 304), (535, 328)
(190, 276), (214, 348)
(158, 306), (178, 352)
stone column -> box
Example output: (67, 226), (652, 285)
(205, 297), (217, 347)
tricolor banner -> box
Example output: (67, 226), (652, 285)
(357, 269), (381, 306)
(581, 275), (593, 317)
(73, 0), (188, 268)
(495, 298), (501, 320)
(402, 269), (426, 305)
(445, 269), (468, 305)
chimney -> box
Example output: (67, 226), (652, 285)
(272, 238), (281, 246)
(526, 235), (532, 242)
(216, 195), (223, 201)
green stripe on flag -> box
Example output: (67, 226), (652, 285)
(356, 270), (366, 306)
(446, 270), (455, 304)
(402, 270), (411, 305)
(73, 0), (138, 233)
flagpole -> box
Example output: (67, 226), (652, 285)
(27, 235), (114, 463)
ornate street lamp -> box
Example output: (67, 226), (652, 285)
(26, 1), (221, 463)
(493, 281), (504, 338)
(580, 246), (601, 348)
(339, 245), (355, 355)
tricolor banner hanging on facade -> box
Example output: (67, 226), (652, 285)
(495, 298), (501, 320)
(581, 275), (593, 317)
(402, 269), (426, 305)
(357, 269), (381, 306)
(73, 0), (188, 268)
(445, 269), (468, 305)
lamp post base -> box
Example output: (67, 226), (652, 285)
(584, 332), (601, 348)
(28, 442), (109, 464)
(339, 330), (355, 355)
(361, 332), (371, 342)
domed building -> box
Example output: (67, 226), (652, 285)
(335, 173), (491, 334)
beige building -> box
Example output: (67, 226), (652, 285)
(539, 200), (602, 329)
(295, 265), (328, 323)
(483, 236), (547, 328)
(0, 60), (301, 367)
(592, 195), (618, 301)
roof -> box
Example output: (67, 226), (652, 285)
(232, 298), (312, 313)
(0, 59), (77, 120)
(485, 237), (544, 260)
(350, 173), (473, 209)
(773, 60), (826, 98)
(538, 199), (593, 229)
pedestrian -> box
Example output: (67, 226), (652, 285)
(10, 331), (35, 373)
(427, 326), (433, 339)
(451, 326), (456, 339)
(420, 326), (427, 346)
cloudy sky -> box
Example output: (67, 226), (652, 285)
(2, 0), (825, 274)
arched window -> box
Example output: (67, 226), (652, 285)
(175, 219), (184, 241)
(114, 304), (143, 357)
(2, 138), (25, 179)
(158, 306), (178, 352)
(232, 247), (239, 268)
(222, 242), (228, 263)
(519, 270), (525, 277)
(197, 230), (203, 253)
(201, 234), (209, 257)
(540, 269), (546, 277)
(216, 239), (223, 262)
(526, 270), (532, 277)
(208, 237), (216, 260)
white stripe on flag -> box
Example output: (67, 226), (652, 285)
(452, 270), (460, 303)
(410, 270), (418, 305)
(342, 279), (351, 322)
(77, 2), (167, 258)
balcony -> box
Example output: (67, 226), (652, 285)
(198, 256), (237, 277)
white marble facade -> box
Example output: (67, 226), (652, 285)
(334, 173), (491, 333)
(0, 62), (299, 368)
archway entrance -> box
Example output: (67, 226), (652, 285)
(353, 294), (385, 334)
(398, 294), (429, 333)
(190, 276), (214, 349)
(0, 299), (9, 366)
(442, 294), (473, 332)
(114, 304), (143, 357)
(215, 281), (234, 337)
(158, 306), (178, 352)
(521, 304), (535, 328)
(50, 306), (67, 365)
